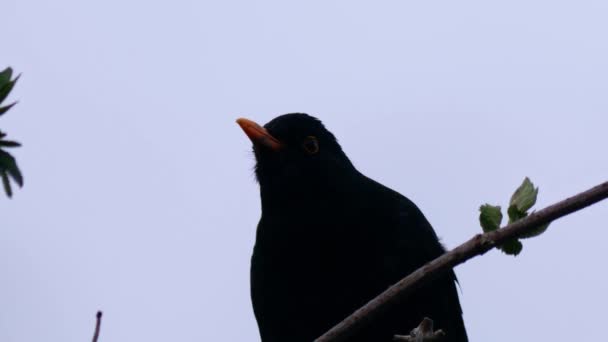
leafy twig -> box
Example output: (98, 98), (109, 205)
(0, 66), (23, 198)
(315, 180), (608, 341)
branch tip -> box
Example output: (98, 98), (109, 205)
(92, 310), (103, 342)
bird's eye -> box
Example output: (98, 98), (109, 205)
(302, 136), (319, 154)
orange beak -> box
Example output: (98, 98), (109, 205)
(236, 118), (283, 151)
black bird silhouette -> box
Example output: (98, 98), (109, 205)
(237, 113), (467, 342)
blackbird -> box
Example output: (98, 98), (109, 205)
(237, 113), (468, 342)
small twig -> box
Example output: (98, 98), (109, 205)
(92, 311), (102, 342)
(315, 181), (608, 341)
(393, 317), (445, 341)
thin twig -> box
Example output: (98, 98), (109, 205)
(92, 311), (102, 342)
(315, 181), (608, 341)
(393, 317), (445, 341)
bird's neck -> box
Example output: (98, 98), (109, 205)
(258, 167), (363, 214)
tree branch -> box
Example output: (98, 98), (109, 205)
(92, 311), (102, 342)
(315, 181), (608, 342)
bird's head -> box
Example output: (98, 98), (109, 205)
(237, 113), (355, 200)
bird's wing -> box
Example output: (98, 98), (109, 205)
(357, 177), (468, 341)
(356, 176), (448, 277)
(389, 199), (468, 341)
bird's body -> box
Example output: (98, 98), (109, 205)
(238, 114), (467, 341)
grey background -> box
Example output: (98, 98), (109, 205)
(1, 1), (607, 341)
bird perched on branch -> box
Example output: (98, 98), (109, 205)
(237, 113), (467, 342)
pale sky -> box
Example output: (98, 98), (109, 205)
(1, 1), (607, 341)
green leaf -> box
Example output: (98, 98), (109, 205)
(0, 67), (13, 87)
(0, 75), (20, 105)
(507, 204), (528, 224)
(499, 238), (523, 256)
(0, 149), (23, 186)
(509, 177), (538, 214)
(519, 212), (551, 239)
(479, 204), (503, 233)
(0, 140), (21, 147)
(1, 171), (12, 197)
(520, 222), (550, 239)
(0, 102), (17, 116)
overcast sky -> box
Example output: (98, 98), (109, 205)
(1, 1), (607, 341)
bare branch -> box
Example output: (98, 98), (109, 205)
(315, 181), (608, 341)
(92, 311), (102, 342)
